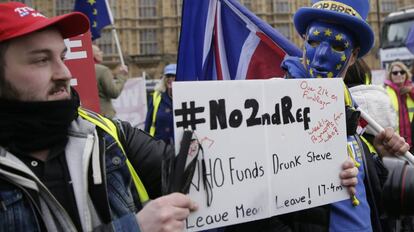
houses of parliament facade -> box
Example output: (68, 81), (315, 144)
(3, 0), (413, 79)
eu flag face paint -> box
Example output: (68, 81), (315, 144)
(304, 21), (355, 79)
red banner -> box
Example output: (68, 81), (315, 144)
(64, 31), (100, 113)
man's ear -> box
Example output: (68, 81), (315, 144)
(348, 48), (360, 66)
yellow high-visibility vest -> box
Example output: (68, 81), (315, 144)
(385, 86), (414, 134)
(149, 91), (162, 136)
(78, 107), (149, 203)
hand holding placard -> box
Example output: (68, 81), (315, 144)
(173, 79), (348, 231)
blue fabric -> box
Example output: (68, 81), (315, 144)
(177, 0), (302, 81)
(74, 0), (112, 40)
(281, 56), (310, 79)
(406, 24), (414, 54)
(112, 213), (141, 232)
(103, 133), (141, 216)
(176, 0), (210, 81)
(144, 91), (174, 144)
(283, 56), (372, 232)
(0, 188), (40, 231)
(329, 136), (372, 232)
(293, 0), (374, 58)
(164, 64), (177, 75)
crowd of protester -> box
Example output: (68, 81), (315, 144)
(0, 0), (414, 231)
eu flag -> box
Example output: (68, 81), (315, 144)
(74, 0), (113, 40)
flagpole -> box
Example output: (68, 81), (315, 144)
(359, 108), (414, 165)
(111, 27), (125, 66)
(104, 0), (125, 66)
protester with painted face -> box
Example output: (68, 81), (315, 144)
(0, 2), (197, 231)
(280, 0), (409, 231)
(303, 21), (356, 79)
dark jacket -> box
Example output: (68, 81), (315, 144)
(144, 91), (175, 144)
(0, 116), (172, 231)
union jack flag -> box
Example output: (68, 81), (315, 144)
(176, 0), (302, 81)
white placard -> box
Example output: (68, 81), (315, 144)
(112, 77), (147, 129)
(173, 79), (348, 231)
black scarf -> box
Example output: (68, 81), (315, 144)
(0, 90), (80, 154)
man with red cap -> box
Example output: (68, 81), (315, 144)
(0, 2), (196, 231)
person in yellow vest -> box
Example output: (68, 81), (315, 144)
(384, 61), (414, 151)
(144, 64), (176, 144)
(92, 44), (128, 118)
(0, 2), (197, 231)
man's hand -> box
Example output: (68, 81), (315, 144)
(136, 193), (198, 232)
(373, 127), (409, 158)
(340, 159), (358, 196)
(113, 64), (129, 77)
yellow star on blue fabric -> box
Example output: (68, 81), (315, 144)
(335, 34), (343, 41)
(93, 9), (97, 15)
(93, 21), (97, 28)
(88, 0), (96, 5)
(313, 30), (320, 36)
(327, 72), (334, 78)
(345, 41), (349, 48)
(341, 55), (347, 61)
(324, 29), (332, 36)
(336, 64), (342, 70)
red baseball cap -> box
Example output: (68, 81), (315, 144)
(0, 1), (89, 42)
